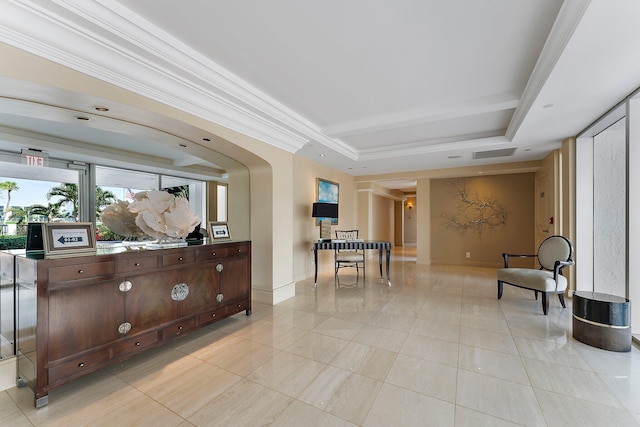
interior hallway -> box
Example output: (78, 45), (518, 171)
(1, 247), (639, 426)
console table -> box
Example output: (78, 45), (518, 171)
(313, 240), (391, 286)
(10, 240), (251, 407)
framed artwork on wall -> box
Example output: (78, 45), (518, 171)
(316, 178), (339, 225)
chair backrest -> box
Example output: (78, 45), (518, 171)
(335, 230), (359, 253)
(537, 235), (573, 270)
(335, 230), (358, 240)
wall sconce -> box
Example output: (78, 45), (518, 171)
(406, 201), (413, 209)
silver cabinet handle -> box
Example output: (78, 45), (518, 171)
(119, 280), (132, 292)
(171, 283), (189, 301)
(118, 322), (132, 335)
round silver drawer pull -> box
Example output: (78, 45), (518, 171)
(178, 257), (183, 261)
(78, 270), (84, 274)
(178, 326), (183, 330)
(211, 313), (216, 317)
(78, 363), (84, 367)
(134, 262), (140, 266)
(135, 342), (141, 346)
(212, 252), (216, 256)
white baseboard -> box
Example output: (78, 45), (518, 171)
(0, 357), (16, 392)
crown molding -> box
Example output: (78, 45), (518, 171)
(358, 135), (510, 161)
(506, 0), (591, 141)
(324, 93), (519, 139)
(0, 0), (359, 157)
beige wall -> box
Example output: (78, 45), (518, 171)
(292, 155), (357, 282)
(404, 196), (417, 244)
(372, 193), (394, 243)
(430, 173), (535, 268)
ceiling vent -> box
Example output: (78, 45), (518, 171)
(472, 148), (517, 160)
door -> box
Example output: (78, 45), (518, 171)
(125, 270), (178, 335)
(535, 171), (551, 249)
(178, 266), (219, 317)
(219, 256), (250, 304)
(48, 279), (124, 360)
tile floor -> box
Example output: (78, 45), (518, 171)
(1, 247), (639, 426)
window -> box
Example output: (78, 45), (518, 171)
(217, 183), (227, 222)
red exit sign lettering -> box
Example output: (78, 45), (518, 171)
(21, 149), (49, 167)
(25, 154), (45, 167)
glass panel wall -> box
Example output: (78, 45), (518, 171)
(593, 118), (626, 297)
(578, 88), (640, 337)
(0, 156), (80, 359)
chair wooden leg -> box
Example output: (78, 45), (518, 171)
(558, 293), (566, 308)
(497, 281), (503, 299)
(534, 290), (538, 300)
(542, 292), (549, 315)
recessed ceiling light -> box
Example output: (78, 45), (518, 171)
(448, 155), (462, 159)
(202, 137), (211, 142)
(75, 116), (90, 121)
(319, 154), (325, 157)
(543, 103), (554, 109)
(93, 106), (109, 112)
(524, 148), (532, 152)
(179, 143), (187, 148)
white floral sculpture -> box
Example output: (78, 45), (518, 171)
(127, 190), (201, 240)
(99, 199), (146, 240)
(100, 190), (201, 241)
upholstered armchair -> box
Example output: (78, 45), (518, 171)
(497, 235), (574, 315)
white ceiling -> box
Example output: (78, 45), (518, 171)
(1, 1), (640, 191)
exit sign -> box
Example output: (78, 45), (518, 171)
(21, 149), (49, 167)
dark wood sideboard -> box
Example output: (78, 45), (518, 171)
(11, 240), (251, 408)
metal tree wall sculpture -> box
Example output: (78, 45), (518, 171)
(443, 180), (507, 233)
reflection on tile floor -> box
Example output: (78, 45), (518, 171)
(2, 247), (640, 426)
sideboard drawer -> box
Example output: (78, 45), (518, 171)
(197, 308), (224, 326)
(49, 351), (110, 384)
(197, 247), (228, 261)
(162, 252), (196, 267)
(48, 262), (115, 283)
(115, 256), (158, 273)
(162, 317), (196, 339)
(228, 245), (249, 257)
(112, 331), (159, 359)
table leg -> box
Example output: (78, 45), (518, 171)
(386, 248), (391, 286)
(314, 248), (318, 287)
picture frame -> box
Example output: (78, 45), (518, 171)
(209, 221), (231, 240)
(316, 178), (339, 225)
(42, 222), (97, 259)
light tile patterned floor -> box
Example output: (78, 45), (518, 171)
(2, 247), (639, 426)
